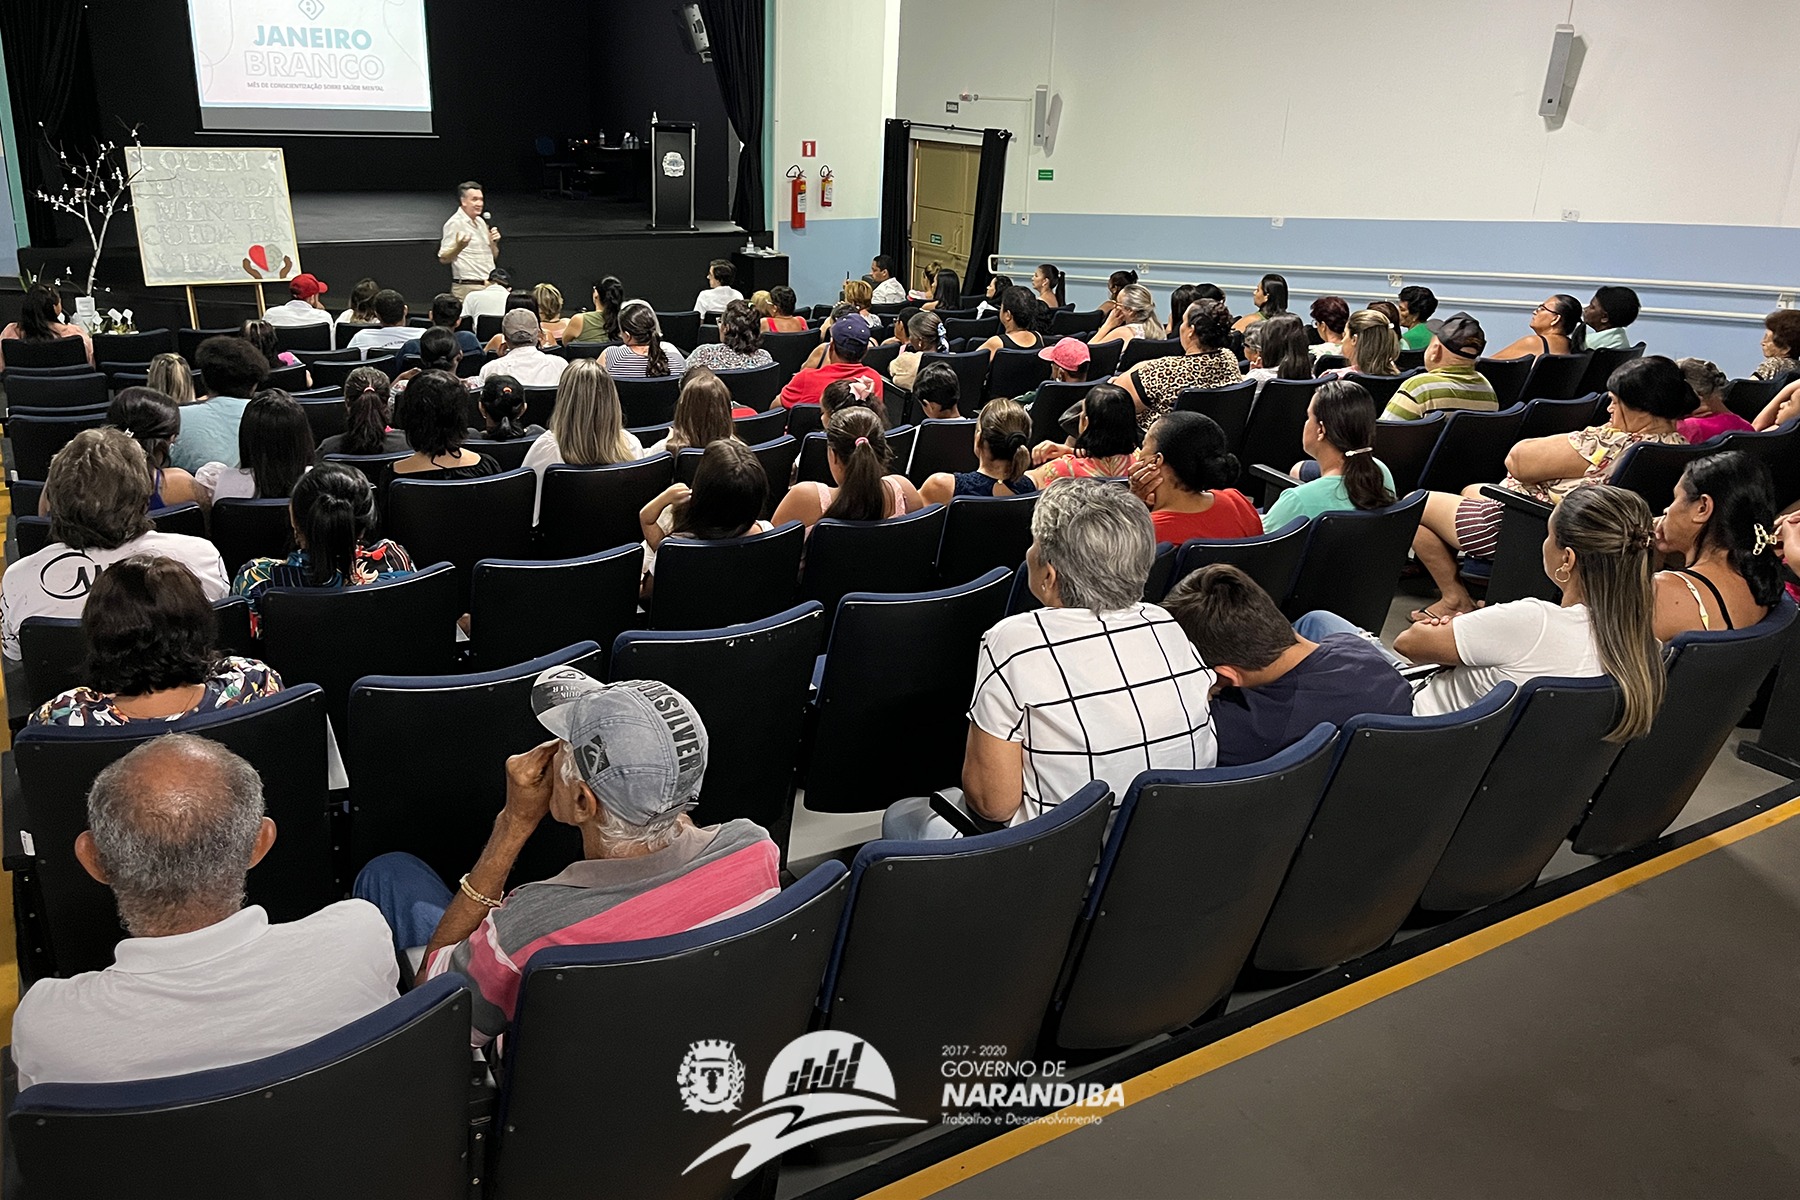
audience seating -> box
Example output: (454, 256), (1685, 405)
(799, 504), (948, 628)
(537, 455), (675, 559)
(15, 684), (334, 976)
(615, 375), (681, 427)
(387, 468), (536, 601)
(87, 329), (175, 366)
(18, 502), (212, 561)
(491, 864), (848, 1199)
(468, 547), (642, 669)
(905, 417), (978, 483)
(474, 314), (503, 343)
(694, 323), (719, 346)
(748, 436), (800, 515)
(1415, 404), (1527, 494)
(1342, 370), (1414, 410)
(1420, 676), (1625, 913)
(1171, 516), (1310, 603)
(260, 562), (461, 735)
(6, 409), (110, 479)
(987, 347), (1054, 400)
(515, 385), (557, 428)
(210, 497), (293, 577)
(1052, 726), (1338, 1049)
(1175, 381), (1257, 455)
(1607, 439), (1717, 515)
(1474, 356), (1534, 409)
(943, 316), (999, 344)
(802, 567), (1011, 813)
(1028, 379), (1103, 446)
(1576, 341), (1646, 395)
(1085, 338), (1125, 377)
(266, 362), (310, 391)
(297, 397), (348, 443)
(270, 322), (333, 354)
(651, 520), (805, 631)
(1282, 490), (1426, 631)
(1516, 392), (1605, 442)
(761, 330), (817, 383)
(817, 782), (1112, 1129)
(3, 337), (89, 369)
(1468, 485), (1562, 605)
(1717, 421), (1800, 508)
(1397, 348), (1426, 371)
(1372, 410), (1447, 496)
(5, 372), (107, 411)
(732, 405), (787, 443)
(1143, 540), (1177, 602)
(655, 310), (701, 352)
(714, 364), (783, 413)
(1251, 683), (1518, 973)
(9, 975), (475, 1200)
(612, 603), (824, 850)
(1739, 618), (1800, 776)
(1721, 376), (1785, 422)
(1238, 379), (1322, 489)
(306, 356), (389, 389)
(465, 436), (540, 472)
(1118, 337), (1183, 371)
(15, 598), (255, 718)
(1049, 309), (1105, 336)
(347, 643), (603, 886)
(919, 349), (991, 413)
(626, 421), (671, 447)
(1315, 354), (1349, 373)
(934, 494), (1037, 586)
(1573, 599), (1798, 855)
(1520, 351), (1595, 401)
(784, 402), (823, 440)
(862, 342), (902, 379)
(322, 450), (405, 494)
(295, 347), (362, 365)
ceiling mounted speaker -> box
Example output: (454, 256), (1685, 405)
(1539, 24), (1576, 118)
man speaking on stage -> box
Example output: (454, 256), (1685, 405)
(439, 181), (501, 300)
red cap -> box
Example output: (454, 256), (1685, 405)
(289, 273), (328, 300)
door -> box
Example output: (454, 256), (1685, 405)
(909, 140), (981, 297)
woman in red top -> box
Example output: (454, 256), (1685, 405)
(1129, 411), (1262, 544)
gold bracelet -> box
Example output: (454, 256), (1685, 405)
(458, 873), (503, 910)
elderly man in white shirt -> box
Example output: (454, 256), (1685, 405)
(260, 273), (335, 348)
(478, 309), (569, 388)
(692, 258), (744, 316)
(10, 735), (400, 1090)
(439, 180), (500, 301)
(869, 255), (907, 305)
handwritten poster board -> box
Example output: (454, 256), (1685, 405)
(123, 146), (302, 287)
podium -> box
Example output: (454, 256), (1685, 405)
(649, 120), (697, 231)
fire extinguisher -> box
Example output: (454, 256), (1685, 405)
(787, 165), (807, 229)
(819, 165), (834, 208)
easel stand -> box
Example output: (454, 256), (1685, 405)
(184, 282), (267, 329)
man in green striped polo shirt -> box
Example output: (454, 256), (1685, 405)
(1383, 312), (1498, 420)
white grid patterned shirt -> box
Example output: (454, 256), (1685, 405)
(970, 603), (1217, 824)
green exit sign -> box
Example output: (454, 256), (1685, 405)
(929, 232), (943, 245)
(1037, 168), (1054, 181)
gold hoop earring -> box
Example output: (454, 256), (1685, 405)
(1553, 564), (1571, 584)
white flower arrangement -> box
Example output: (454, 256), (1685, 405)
(32, 120), (148, 300)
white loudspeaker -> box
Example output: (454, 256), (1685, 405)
(1032, 85), (1049, 148)
(1539, 24), (1576, 118)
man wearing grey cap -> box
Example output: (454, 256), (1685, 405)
(353, 669), (780, 1044)
(475, 307), (568, 389)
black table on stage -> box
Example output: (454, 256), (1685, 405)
(732, 252), (789, 295)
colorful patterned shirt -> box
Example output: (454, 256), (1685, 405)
(1128, 349), (1244, 427)
(1499, 423), (1688, 504)
(29, 657), (283, 727)
(231, 540), (416, 634)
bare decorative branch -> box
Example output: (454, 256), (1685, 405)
(35, 119), (148, 300)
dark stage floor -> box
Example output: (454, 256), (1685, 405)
(291, 192), (742, 245)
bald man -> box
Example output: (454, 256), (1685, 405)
(11, 734), (398, 1090)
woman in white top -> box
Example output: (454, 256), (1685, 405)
(337, 278), (380, 326)
(522, 358), (645, 523)
(1394, 484), (1665, 742)
(637, 440), (773, 601)
(770, 407), (923, 531)
(602, 300), (687, 380)
(1090, 283), (1165, 347)
(194, 391), (314, 510)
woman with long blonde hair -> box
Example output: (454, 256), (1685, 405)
(534, 283), (568, 343)
(146, 353), (197, 406)
(521, 358), (645, 520)
(1331, 308), (1402, 377)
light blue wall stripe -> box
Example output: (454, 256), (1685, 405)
(777, 216), (878, 311)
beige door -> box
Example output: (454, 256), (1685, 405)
(909, 139), (980, 295)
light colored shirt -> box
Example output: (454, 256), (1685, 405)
(460, 284), (510, 322)
(12, 903), (399, 1090)
(477, 346), (568, 388)
(1412, 599), (1601, 718)
(1262, 462), (1398, 531)
(440, 209), (495, 282)
(261, 300), (335, 349)
(1383, 364), (1498, 421)
(2, 529), (230, 660)
(194, 462), (259, 503)
(169, 396), (252, 472)
(1585, 327), (1631, 350)
(603, 343), (687, 379)
(347, 325), (417, 355)
(871, 278), (907, 305)
(969, 603), (1217, 825)
(693, 285), (744, 315)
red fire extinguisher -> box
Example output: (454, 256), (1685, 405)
(787, 165), (807, 229)
(819, 165), (834, 208)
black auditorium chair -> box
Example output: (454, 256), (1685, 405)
(650, 521), (805, 631)
(906, 417), (978, 484)
(1170, 515), (1310, 602)
(3, 336), (88, 369)
(489, 865), (847, 1200)
(1466, 485), (1561, 606)
(862, 342), (902, 379)
(1520, 351), (1594, 401)
(1238, 378), (1322, 486)
(1118, 337), (1183, 371)
(346, 643), (603, 886)
(1085, 338), (1124, 377)
(798, 504), (948, 630)
(521, 386), (559, 428)
(1718, 421), (1800, 510)
(322, 451), (406, 494)
(655, 310), (701, 352)
(1050, 309), (1105, 337)
(1343, 370), (1417, 410)
(1721, 376), (1785, 423)
(465, 435), (541, 472)
(475, 314), (503, 344)
(785, 403), (823, 440)
(9, 976), (475, 1200)
(749, 436), (800, 513)
(1420, 676), (1625, 913)
(1607, 439), (1717, 516)
(626, 422), (671, 448)
(1143, 541), (1178, 602)
(297, 397), (348, 444)
(209, 498), (294, 578)
(89, 328), (175, 365)
(1281, 490), (1426, 631)
(266, 362), (309, 391)
(616, 376), (681, 427)
(1371, 410), (1447, 497)
(386, 469), (536, 601)
(270, 322), (334, 354)
(1516, 393), (1605, 442)
(1475, 356), (1534, 410)
(1573, 600), (1798, 855)
(1251, 684), (1517, 973)
(934, 494), (1036, 586)
(467, 547), (642, 670)
(295, 347), (363, 366)
(6, 410), (109, 479)
(1576, 342), (1645, 395)
(761, 330), (817, 383)
(611, 603), (825, 852)
(1415, 404), (1527, 494)
(14, 685), (333, 977)
(259, 562), (460, 735)
(311, 356), (396, 389)
(5, 371), (107, 410)
(943, 315), (998, 344)
(715, 364), (784, 413)
(987, 347), (1053, 400)
(1175, 381), (1257, 456)
(1028, 379), (1103, 446)
(802, 567), (1011, 813)
(538, 455), (674, 559)
(1051, 725), (1339, 1049)
(817, 783), (1112, 1131)
(1397, 348), (1426, 371)
(918, 349), (990, 413)
(732, 405), (788, 443)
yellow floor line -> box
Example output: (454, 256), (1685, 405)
(867, 793), (1800, 1200)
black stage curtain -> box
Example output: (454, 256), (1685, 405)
(879, 119), (912, 280)
(0, 0), (99, 246)
(699, 0), (766, 232)
(962, 128), (1011, 296)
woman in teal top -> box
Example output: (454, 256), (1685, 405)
(1264, 380), (1397, 531)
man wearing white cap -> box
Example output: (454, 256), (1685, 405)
(354, 670), (780, 1044)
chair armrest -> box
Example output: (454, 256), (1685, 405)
(1250, 463), (1302, 493)
(1478, 484), (1552, 519)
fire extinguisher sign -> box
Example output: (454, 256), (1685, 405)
(801, 141), (816, 157)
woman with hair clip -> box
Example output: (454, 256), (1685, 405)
(522, 358), (646, 519)
(1323, 308), (1403, 378)
(194, 389), (315, 509)
(603, 299), (687, 379)
(1232, 273), (1291, 334)
(920, 397), (1039, 505)
(1265, 380), (1397, 530)
(230, 461), (415, 633)
(637, 439), (773, 600)
(562, 276), (625, 344)
(1027, 383), (1143, 487)
(146, 352), (197, 406)
(1099, 269), (1139, 314)
(1489, 293), (1586, 360)
(1245, 314), (1315, 393)
(470, 374), (543, 443)
(1129, 411), (1261, 544)
(79, 387), (202, 512)
(1092, 283), (1165, 347)
(30, 555), (283, 727)
(318, 366), (406, 458)
(977, 286), (1048, 356)
(0, 283), (92, 369)
(891, 311), (946, 388)
(687, 298), (775, 373)
(771, 406), (924, 530)
(649, 366), (742, 454)
(1651, 451), (1782, 639)
(390, 327), (462, 397)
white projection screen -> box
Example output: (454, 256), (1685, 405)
(187, 0), (434, 134)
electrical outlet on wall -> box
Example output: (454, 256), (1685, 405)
(1018, 213), (1029, 225)
(1270, 216), (1285, 228)
(1387, 273), (1404, 287)
(1561, 209), (1580, 221)
(1780, 293), (1798, 309)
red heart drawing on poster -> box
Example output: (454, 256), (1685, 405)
(248, 244), (270, 271)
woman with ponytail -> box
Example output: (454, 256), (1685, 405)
(1232, 273), (1291, 334)
(1129, 411), (1260, 544)
(229, 462), (415, 633)
(1031, 263), (1066, 308)
(319, 366), (405, 457)
(390, 327), (463, 398)
(603, 299), (687, 379)
(1324, 308), (1402, 378)
(772, 406), (923, 530)
(1263, 381), (1396, 531)
(920, 397), (1038, 505)
(472, 374), (544, 442)
(1651, 451), (1781, 639)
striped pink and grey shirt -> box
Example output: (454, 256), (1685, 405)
(425, 820), (780, 1043)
